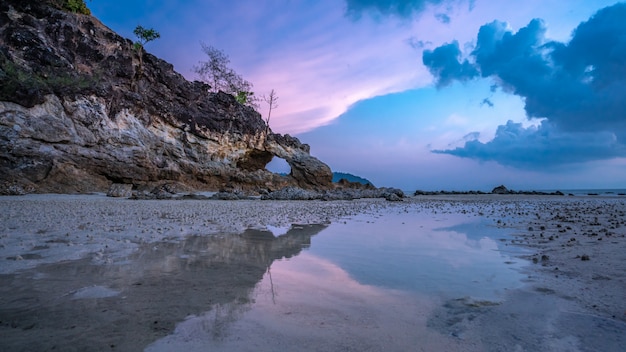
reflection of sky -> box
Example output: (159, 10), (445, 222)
(147, 252), (454, 351)
(306, 211), (528, 300)
(147, 211), (530, 350)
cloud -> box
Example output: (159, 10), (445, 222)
(425, 3), (626, 166)
(467, 0), (476, 11)
(435, 13), (451, 24)
(406, 37), (431, 49)
(345, 0), (447, 18)
(480, 98), (494, 107)
(422, 41), (478, 87)
(445, 131), (479, 147)
(177, 1), (433, 135)
(434, 120), (626, 168)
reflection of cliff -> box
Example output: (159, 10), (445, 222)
(0, 224), (326, 351)
(143, 225), (317, 274)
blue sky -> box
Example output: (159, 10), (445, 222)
(89, 0), (626, 191)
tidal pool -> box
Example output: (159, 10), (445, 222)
(1, 207), (530, 351)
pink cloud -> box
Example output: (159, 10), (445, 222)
(97, 0), (620, 136)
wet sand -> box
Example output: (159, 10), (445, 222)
(1, 194), (625, 351)
(0, 194), (384, 275)
(414, 195), (626, 351)
(413, 194), (626, 324)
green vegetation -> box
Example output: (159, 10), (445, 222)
(0, 52), (97, 106)
(133, 25), (161, 50)
(194, 43), (259, 108)
(51, 0), (91, 15)
(132, 26), (160, 80)
(236, 91), (255, 106)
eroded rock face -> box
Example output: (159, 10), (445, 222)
(0, 0), (332, 193)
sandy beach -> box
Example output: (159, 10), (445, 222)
(415, 194), (626, 324)
(0, 194), (384, 275)
(1, 194), (625, 351)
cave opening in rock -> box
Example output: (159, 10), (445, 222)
(265, 156), (291, 176)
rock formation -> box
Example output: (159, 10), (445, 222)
(491, 185), (510, 194)
(0, 0), (332, 194)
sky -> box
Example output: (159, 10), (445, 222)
(89, 0), (626, 191)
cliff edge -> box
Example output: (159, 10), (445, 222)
(0, 0), (333, 194)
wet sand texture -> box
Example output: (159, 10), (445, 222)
(0, 194), (625, 351)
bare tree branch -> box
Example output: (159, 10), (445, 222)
(194, 43), (259, 108)
(263, 89), (278, 134)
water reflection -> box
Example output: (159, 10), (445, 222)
(147, 210), (530, 351)
(307, 211), (527, 300)
(0, 209), (531, 351)
(0, 224), (326, 351)
(147, 253), (461, 352)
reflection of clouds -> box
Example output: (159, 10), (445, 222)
(477, 237), (499, 251)
(145, 210), (527, 351)
(147, 301), (252, 345)
(423, 232), (500, 268)
(146, 253), (458, 352)
(262, 253), (387, 300)
(308, 209), (526, 298)
(264, 224), (291, 237)
(382, 216), (506, 267)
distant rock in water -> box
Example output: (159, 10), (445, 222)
(412, 185), (565, 196)
(491, 185), (510, 194)
(0, 0), (332, 194)
(490, 185), (564, 196)
(332, 172), (373, 186)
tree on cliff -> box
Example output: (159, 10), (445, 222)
(133, 25), (160, 81)
(133, 25), (161, 50)
(194, 44), (259, 108)
(51, 0), (91, 15)
(263, 89), (278, 134)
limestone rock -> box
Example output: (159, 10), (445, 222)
(384, 193), (402, 202)
(262, 187), (319, 200)
(0, 0), (333, 193)
(107, 183), (132, 198)
(261, 186), (405, 201)
(211, 192), (247, 200)
(0, 181), (34, 195)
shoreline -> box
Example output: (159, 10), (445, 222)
(2, 194), (624, 308)
(1, 194), (624, 350)
(0, 194), (390, 274)
(413, 194), (626, 323)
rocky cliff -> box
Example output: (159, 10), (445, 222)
(0, 0), (333, 194)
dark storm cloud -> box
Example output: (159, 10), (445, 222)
(425, 3), (626, 167)
(433, 121), (626, 168)
(345, 0), (446, 18)
(422, 41), (478, 87)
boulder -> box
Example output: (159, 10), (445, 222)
(106, 184), (133, 198)
(384, 193), (402, 202)
(211, 192), (247, 200)
(0, 181), (34, 195)
(262, 187), (319, 200)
